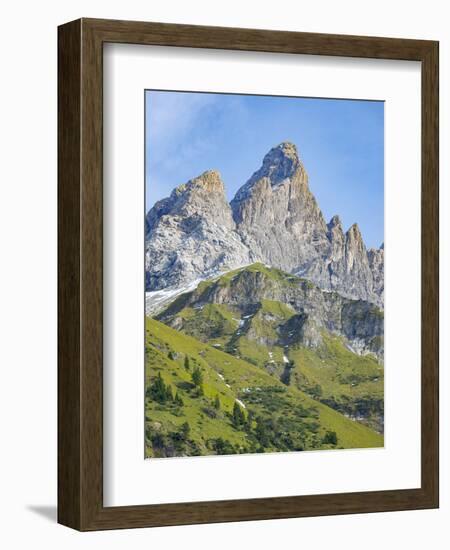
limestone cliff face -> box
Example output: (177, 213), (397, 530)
(229, 143), (383, 307)
(300, 216), (383, 307)
(145, 170), (251, 291)
(367, 244), (384, 303)
(145, 142), (384, 308)
(230, 142), (330, 275)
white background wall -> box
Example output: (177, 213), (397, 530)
(0, 0), (448, 547)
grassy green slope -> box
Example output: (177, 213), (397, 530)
(145, 318), (383, 457)
(288, 334), (384, 432)
(156, 263), (383, 433)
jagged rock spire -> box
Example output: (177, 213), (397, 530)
(232, 142), (307, 204)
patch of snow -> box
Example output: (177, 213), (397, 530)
(145, 277), (203, 316)
(283, 354), (289, 364)
(226, 383), (231, 388)
(268, 351), (273, 358)
(235, 399), (246, 409)
(146, 264), (258, 316)
(212, 343), (221, 348)
(217, 373), (224, 380)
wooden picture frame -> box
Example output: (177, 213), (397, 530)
(58, 18), (439, 531)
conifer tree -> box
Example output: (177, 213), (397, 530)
(192, 366), (203, 387)
(181, 421), (190, 439)
(214, 394), (221, 410)
(232, 402), (245, 428)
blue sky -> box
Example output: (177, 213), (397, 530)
(145, 90), (384, 249)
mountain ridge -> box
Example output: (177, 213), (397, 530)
(145, 141), (383, 307)
(157, 263), (384, 362)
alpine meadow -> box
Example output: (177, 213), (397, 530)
(144, 91), (384, 458)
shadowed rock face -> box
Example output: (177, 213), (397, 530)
(156, 264), (384, 361)
(145, 142), (384, 307)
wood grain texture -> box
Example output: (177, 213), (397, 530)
(57, 19), (82, 530)
(57, 18), (439, 531)
(420, 41), (439, 506)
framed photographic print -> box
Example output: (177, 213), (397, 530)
(58, 18), (439, 530)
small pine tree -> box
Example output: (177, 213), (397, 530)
(255, 416), (270, 447)
(245, 409), (254, 431)
(181, 421), (190, 439)
(232, 402), (245, 428)
(322, 430), (338, 445)
(184, 356), (190, 370)
(166, 384), (174, 401)
(214, 394), (221, 410)
(191, 366), (203, 387)
(168, 350), (174, 360)
(175, 393), (184, 406)
(149, 372), (168, 403)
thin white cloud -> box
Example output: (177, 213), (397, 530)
(145, 91), (250, 210)
(146, 91), (218, 150)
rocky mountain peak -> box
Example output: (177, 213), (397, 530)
(180, 169), (224, 195)
(258, 141), (301, 184)
(229, 142), (328, 273)
(145, 168), (252, 293)
(231, 142), (308, 206)
(146, 169), (232, 231)
(327, 215), (344, 242)
(328, 214), (343, 230)
(347, 222), (362, 239)
(345, 224), (367, 268)
(326, 215), (345, 263)
(170, 169), (227, 207)
(145, 142), (384, 309)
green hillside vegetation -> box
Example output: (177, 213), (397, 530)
(287, 334), (384, 432)
(145, 318), (383, 458)
(155, 263), (384, 433)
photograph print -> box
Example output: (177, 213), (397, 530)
(144, 90), (384, 459)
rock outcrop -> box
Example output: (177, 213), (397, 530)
(230, 142), (331, 275)
(145, 170), (252, 291)
(367, 244), (384, 304)
(157, 263), (384, 361)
